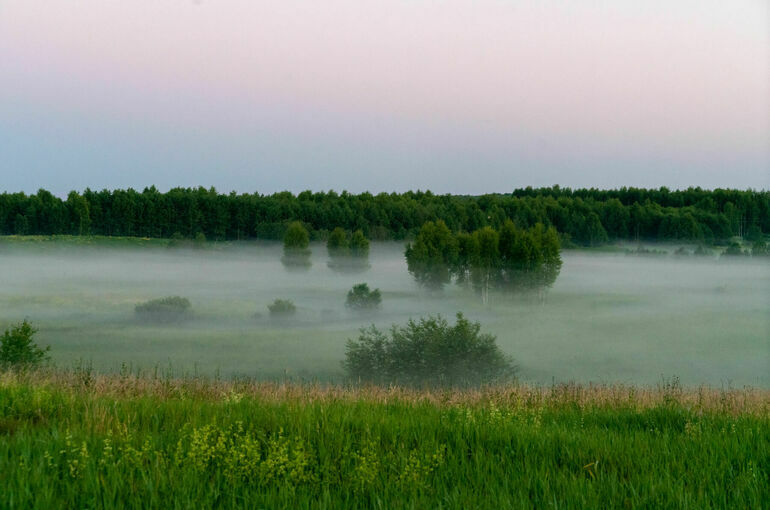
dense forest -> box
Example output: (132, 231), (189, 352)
(0, 186), (767, 245)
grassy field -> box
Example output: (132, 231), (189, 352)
(1, 369), (768, 509)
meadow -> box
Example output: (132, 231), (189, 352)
(0, 237), (767, 386)
(1, 237), (768, 508)
(1, 369), (768, 508)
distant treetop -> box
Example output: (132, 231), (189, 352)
(1, 187), (766, 245)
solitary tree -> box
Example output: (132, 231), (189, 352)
(0, 320), (50, 368)
(282, 221), (312, 269)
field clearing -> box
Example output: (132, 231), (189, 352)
(0, 238), (767, 386)
(1, 370), (768, 508)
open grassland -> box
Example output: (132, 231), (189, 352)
(1, 370), (768, 509)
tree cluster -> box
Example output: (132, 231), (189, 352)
(327, 228), (370, 272)
(406, 220), (562, 301)
(134, 296), (192, 323)
(1, 186), (766, 245)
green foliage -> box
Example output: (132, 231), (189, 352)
(723, 242), (746, 257)
(0, 320), (49, 368)
(409, 220), (563, 300)
(694, 244), (713, 256)
(751, 240), (768, 257)
(282, 222), (312, 269)
(405, 221), (458, 290)
(327, 228), (370, 273)
(0, 373), (768, 509)
(345, 283), (382, 311)
(283, 221), (310, 250)
(349, 229), (370, 257)
(135, 297), (192, 322)
(326, 227), (349, 255)
(344, 313), (514, 387)
(267, 299), (296, 317)
(745, 225), (763, 242)
(1, 186), (767, 244)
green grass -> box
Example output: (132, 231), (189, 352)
(1, 370), (768, 509)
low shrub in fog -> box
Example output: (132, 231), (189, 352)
(722, 242), (747, 257)
(694, 245), (712, 256)
(345, 283), (381, 311)
(268, 299), (297, 317)
(0, 320), (49, 368)
(752, 240), (768, 257)
(135, 296), (191, 322)
(344, 313), (514, 387)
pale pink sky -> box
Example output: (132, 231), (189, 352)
(1, 0), (767, 194)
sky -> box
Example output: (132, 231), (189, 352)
(0, 0), (767, 196)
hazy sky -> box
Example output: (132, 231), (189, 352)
(1, 0), (767, 196)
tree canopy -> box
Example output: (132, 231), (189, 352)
(408, 220), (562, 301)
(0, 186), (766, 244)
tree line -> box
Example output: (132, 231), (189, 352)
(0, 186), (767, 245)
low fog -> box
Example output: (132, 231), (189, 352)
(0, 241), (767, 387)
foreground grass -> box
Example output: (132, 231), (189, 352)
(0, 371), (768, 509)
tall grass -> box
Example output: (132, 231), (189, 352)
(1, 370), (768, 509)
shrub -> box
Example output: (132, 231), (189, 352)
(0, 320), (49, 368)
(722, 242), (746, 257)
(344, 313), (514, 387)
(345, 283), (382, 311)
(694, 245), (712, 256)
(135, 296), (192, 322)
(268, 299), (297, 317)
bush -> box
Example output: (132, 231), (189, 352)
(345, 283), (382, 311)
(694, 245), (712, 256)
(722, 242), (746, 257)
(0, 320), (49, 368)
(344, 313), (514, 387)
(135, 296), (192, 322)
(268, 299), (297, 317)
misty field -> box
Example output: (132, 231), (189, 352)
(0, 238), (767, 387)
